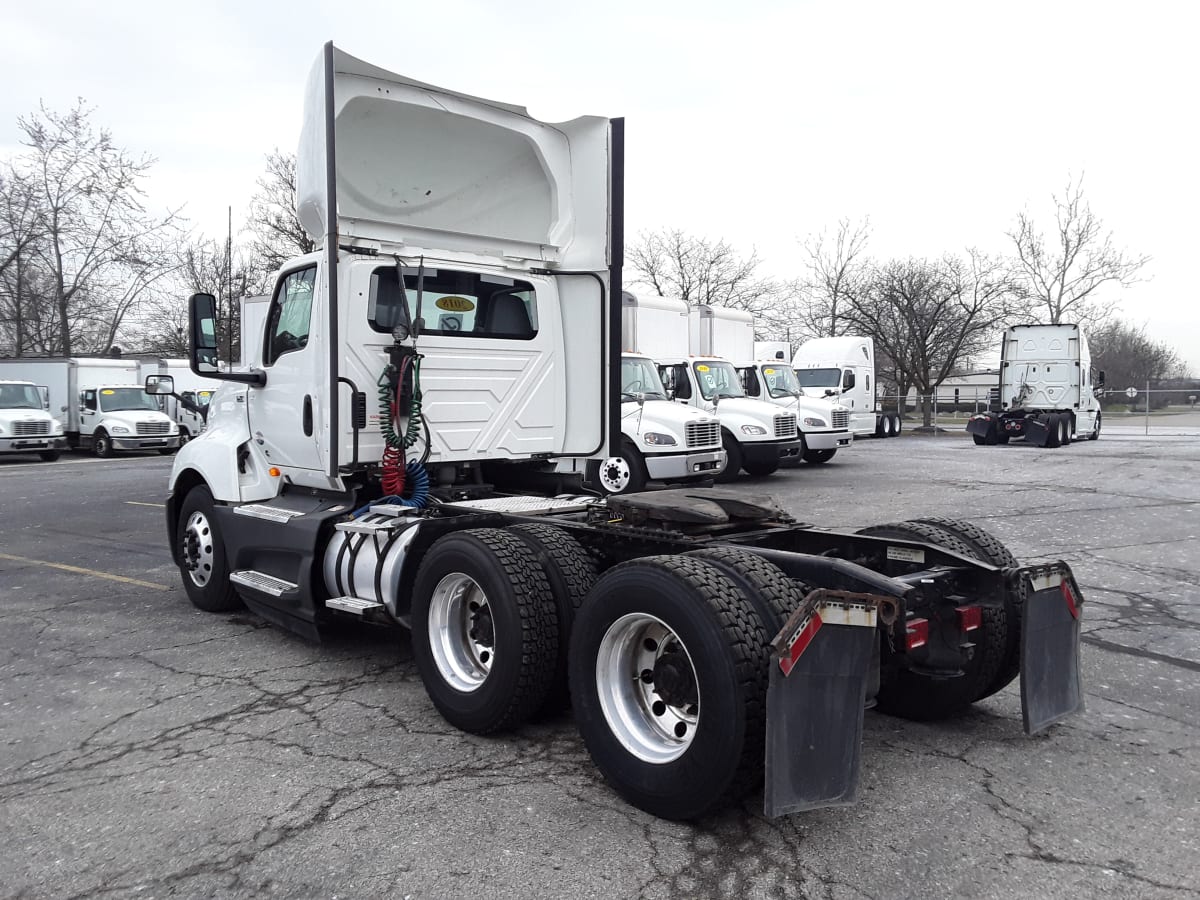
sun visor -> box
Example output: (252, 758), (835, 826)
(297, 44), (612, 270)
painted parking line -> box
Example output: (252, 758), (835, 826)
(124, 501), (163, 507)
(0, 552), (170, 591)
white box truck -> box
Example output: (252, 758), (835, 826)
(139, 358), (213, 442)
(625, 294), (803, 477)
(0, 357), (179, 456)
(688, 305), (854, 464)
(792, 335), (902, 438)
(0, 378), (68, 460)
(148, 43), (1084, 822)
(966, 323), (1103, 447)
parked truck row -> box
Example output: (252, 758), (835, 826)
(147, 44), (1085, 822)
(0, 357), (217, 460)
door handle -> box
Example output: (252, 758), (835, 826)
(303, 395), (313, 436)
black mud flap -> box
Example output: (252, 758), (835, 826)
(764, 590), (897, 818)
(965, 415), (994, 439)
(1020, 563), (1084, 734)
(1024, 416), (1051, 447)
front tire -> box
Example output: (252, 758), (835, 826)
(93, 430), (114, 458)
(743, 459), (779, 477)
(38, 450), (61, 461)
(802, 448), (836, 464)
(595, 441), (648, 494)
(1089, 412), (1102, 440)
(569, 556), (771, 820)
(714, 430), (743, 483)
(176, 485), (242, 612)
(411, 529), (559, 734)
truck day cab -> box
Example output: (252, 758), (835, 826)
(152, 43), (1085, 820)
(0, 380), (67, 461)
(967, 324), (1103, 448)
(0, 357), (179, 457)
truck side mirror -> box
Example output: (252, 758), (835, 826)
(843, 371), (856, 391)
(145, 374), (175, 395)
(190, 293), (221, 375)
(1097, 370), (1106, 387)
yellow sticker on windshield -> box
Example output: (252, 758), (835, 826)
(764, 368), (775, 374)
(436, 296), (475, 312)
(101, 389), (115, 395)
(696, 365), (710, 372)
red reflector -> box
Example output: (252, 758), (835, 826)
(905, 618), (929, 651)
(778, 611), (823, 677)
(956, 605), (982, 632)
(1061, 580), (1079, 619)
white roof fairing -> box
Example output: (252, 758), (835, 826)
(297, 45), (612, 270)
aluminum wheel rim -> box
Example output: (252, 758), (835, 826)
(599, 456), (632, 493)
(595, 613), (700, 764)
(181, 510), (215, 587)
(428, 573), (494, 693)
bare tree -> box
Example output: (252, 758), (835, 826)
(0, 163), (47, 355)
(794, 217), (871, 339)
(1009, 177), (1149, 327)
(1091, 319), (1183, 408)
(844, 253), (1022, 426)
(626, 227), (788, 334)
(10, 101), (184, 356)
(246, 150), (315, 277)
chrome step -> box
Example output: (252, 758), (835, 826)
(230, 570), (298, 597)
(326, 596), (384, 615)
(233, 504), (305, 523)
(334, 519), (404, 534)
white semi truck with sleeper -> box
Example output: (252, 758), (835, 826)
(792, 335), (903, 438)
(0, 357), (179, 456)
(966, 323), (1103, 447)
(150, 43), (1085, 821)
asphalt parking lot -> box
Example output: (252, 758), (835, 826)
(2, 434), (1198, 899)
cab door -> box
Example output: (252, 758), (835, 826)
(245, 263), (327, 480)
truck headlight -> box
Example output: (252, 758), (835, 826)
(0, 423), (6, 435)
(51, 419), (64, 435)
(740, 424), (767, 435)
(110, 425), (130, 434)
(803, 417), (828, 428)
(642, 432), (677, 446)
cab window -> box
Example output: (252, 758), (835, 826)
(264, 266), (317, 365)
(82, 389), (96, 411)
(657, 364), (692, 400)
(368, 267), (537, 340)
(738, 367), (760, 397)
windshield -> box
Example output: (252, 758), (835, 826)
(693, 360), (745, 401)
(183, 391), (214, 408)
(795, 367), (842, 389)
(621, 357), (667, 401)
(0, 384), (42, 409)
(760, 364), (801, 398)
(98, 388), (159, 412)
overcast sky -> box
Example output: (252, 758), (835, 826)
(3, 0), (1197, 374)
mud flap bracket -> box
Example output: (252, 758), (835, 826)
(1020, 562), (1084, 734)
(765, 590), (897, 818)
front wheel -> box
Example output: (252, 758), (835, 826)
(411, 529), (559, 734)
(93, 430), (114, 458)
(158, 447), (178, 456)
(38, 450), (61, 462)
(569, 556), (770, 820)
(1089, 412), (1101, 441)
(802, 448), (836, 464)
(714, 431), (743, 483)
(176, 486), (242, 612)
(742, 459), (779, 477)
(595, 441), (648, 494)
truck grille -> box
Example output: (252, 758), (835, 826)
(774, 414), (797, 438)
(686, 420), (721, 448)
(136, 421), (171, 436)
(831, 409), (849, 430)
(13, 420), (49, 436)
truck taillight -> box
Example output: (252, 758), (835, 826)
(956, 605), (982, 632)
(905, 618), (929, 650)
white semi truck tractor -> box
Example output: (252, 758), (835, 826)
(0, 379), (67, 461)
(0, 357), (179, 456)
(792, 335), (903, 438)
(688, 305), (853, 464)
(149, 43), (1085, 822)
(966, 323), (1103, 447)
